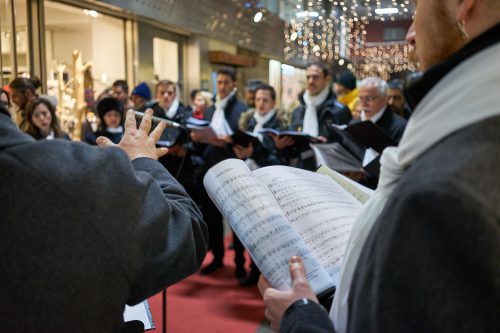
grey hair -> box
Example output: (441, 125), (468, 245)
(359, 77), (389, 96)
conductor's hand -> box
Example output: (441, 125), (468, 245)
(258, 256), (318, 332)
(96, 108), (168, 161)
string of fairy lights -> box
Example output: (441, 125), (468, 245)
(283, 0), (415, 79)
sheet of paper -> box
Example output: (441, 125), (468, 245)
(124, 301), (154, 330)
(204, 159), (333, 294)
(254, 166), (364, 285)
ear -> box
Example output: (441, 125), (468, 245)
(457, 0), (476, 22)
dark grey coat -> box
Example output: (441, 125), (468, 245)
(347, 116), (500, 333)
(0, 113), (208, 332)
(280, 115), (500, 333)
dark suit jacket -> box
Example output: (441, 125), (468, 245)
(284, 91), (352, 170)
(0, 113), (208, 332)
(199, 93), (247, 171)
(243, 111), (287, 167)
(290, 90), (352, 138)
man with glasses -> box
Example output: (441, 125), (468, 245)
(353, 76), (407, 143)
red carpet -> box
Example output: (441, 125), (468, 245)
(146, 250), (266, 332)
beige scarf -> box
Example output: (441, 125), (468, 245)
(331, 42), (500, 333)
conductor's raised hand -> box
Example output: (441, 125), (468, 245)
(96, 108), (168, 161)
(258, 256), (318, 332)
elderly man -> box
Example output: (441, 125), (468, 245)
(259, 1), (500, 332)
(353, 77), (407, 143)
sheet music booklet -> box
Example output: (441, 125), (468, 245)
(203, 159), (372, 300)
(123, 300), (155, 331)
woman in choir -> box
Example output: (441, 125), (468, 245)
(24, 98), (70, 140)
(8, 76), (41, 130)
(192, 90), (213, 119)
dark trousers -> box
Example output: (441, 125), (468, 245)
(200, 189), (225, 263)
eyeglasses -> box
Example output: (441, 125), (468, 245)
(358, 95), (380, 102)
(32, 111), (50, 119)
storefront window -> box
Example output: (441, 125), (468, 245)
(44, 1), (126, 99)
(1, 0), (29, 87)
(281, 63), (305, 113)
(43, 0), (126, 139)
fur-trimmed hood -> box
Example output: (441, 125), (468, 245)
(238, 108), (291, 131)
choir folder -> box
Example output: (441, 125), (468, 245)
(203, 159), (372, 305)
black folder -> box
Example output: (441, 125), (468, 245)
(231, 130), (260, 147)
(324, 121), (398, 177)
(259, 128), (321, 151)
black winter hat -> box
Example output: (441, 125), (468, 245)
(335, 71), (357, 90)
(96, 97), (124, 119)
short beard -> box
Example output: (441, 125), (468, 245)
(418, 4), (465, 71)
(407, 45), (419, 69)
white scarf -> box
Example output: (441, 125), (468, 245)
(360, 106), (385, 123)
(253, 108), (276, 143)
(302, 86), (330, 136)
(106, 126), (123, 134)
(45, 130), (55, 140)
(331, 42), (500, 333)
(210, 90), (236, 137)
(165, 98), (180, 119)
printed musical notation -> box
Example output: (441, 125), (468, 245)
(254, 166), (363, 283)
(204, 159), (333, 293)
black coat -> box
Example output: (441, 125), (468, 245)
(289, 90), (352, 138)
(199, 93), (247, 171)
(0, 112), (208, 332)
(284, 90), (352, 170)
(242, 111), (287, 167)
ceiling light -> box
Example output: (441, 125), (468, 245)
(83, 9), (99, 18)
(374, 8), (398, 15)
(296, 11), (319, 18)
(253, 11), (263, 23)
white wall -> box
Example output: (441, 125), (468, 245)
(91, 16), (126, 94)
(153, 37), (178, 81)
(49, 27), (92, 70)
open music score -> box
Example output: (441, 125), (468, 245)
(204, 159), (372, 295)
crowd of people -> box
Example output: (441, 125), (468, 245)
(1, 61), (412, 287)
(1, 0), (498, 331)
